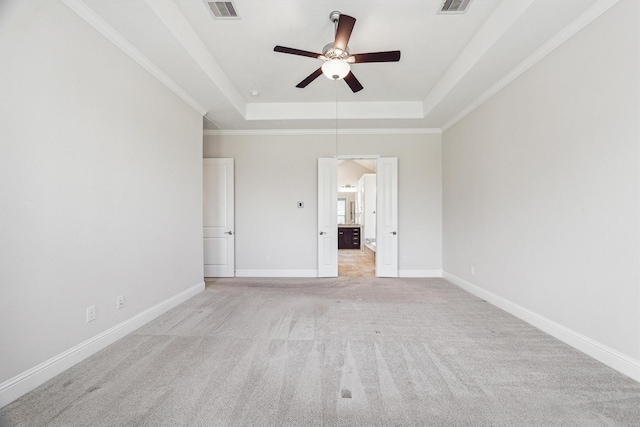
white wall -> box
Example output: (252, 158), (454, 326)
(203, 132), (442, 277)
(338, 160), (374, 189)
(442, 0), (639, 379)
(0, 0), (204, 405)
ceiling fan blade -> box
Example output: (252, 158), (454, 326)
(350, 51), (401, 63)
(296, 68), (323, 88)
(274, 45), (322, 59)
(334, 14), (356, 52)
(343, 71), (363, 93)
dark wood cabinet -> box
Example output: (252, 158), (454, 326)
(338, 226), (360, 249)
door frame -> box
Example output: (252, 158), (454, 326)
(320, 155), (399, 278)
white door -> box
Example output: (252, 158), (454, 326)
(318, 158), (338, 277)
(362, 174), (377, 242)
(376, 157), (398, 277)
(203, 158), (234, 277)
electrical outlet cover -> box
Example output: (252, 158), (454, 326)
(87, 306), (96, 322)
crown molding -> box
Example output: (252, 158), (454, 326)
(203, 128), (441, 137)
(441, 0), (620, 132)
(61, 0), (207, 116)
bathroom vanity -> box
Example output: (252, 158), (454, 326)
(338, 225), (361, 249)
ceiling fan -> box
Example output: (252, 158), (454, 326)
(274, 11), (401, 93)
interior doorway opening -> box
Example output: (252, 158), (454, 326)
(318, 156), (397, 278)
(337, 158), (376, 277)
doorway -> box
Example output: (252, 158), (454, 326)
(317, 156), (398, 278)
(337, 159), (376, 277)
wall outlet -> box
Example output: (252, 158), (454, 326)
(116, 295), (124, 309)
(470, 266), (475, 276)
(86, 306), (96, 322)
(266, 256), (270, 263)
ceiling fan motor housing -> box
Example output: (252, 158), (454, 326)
(322, 43), (349, 59)
(321, 41), (351, 80)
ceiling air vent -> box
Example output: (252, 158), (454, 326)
(439, 0), (473, 14)
(206, 1), (239, 19)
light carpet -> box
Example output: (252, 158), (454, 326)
(1, 277), (639, 426)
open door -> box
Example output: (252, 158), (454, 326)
(376, 157), (398, 277)
(203, 158), (235, 277)
(318, 158), (338, 277)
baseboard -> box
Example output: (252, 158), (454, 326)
(442, 272), (640, 382)
(399, 269), (443, 278)
(0, 281), (205, 408)
(234, 269), (443, 278)
(235, 269), (318, 278)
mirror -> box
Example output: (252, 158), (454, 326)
(337, 160), (376, 225)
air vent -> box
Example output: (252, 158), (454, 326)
(439, 0), (472, 14)
(206, 1), (239, 19)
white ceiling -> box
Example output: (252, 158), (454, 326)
(67, 0), (607, 131)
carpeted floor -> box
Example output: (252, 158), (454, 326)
(1, 277), (639, 426)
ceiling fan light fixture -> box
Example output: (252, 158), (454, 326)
(322, 59), (350, 80)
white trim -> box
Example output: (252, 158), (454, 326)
(233, 270), (443, 278)
(203, 128), (441, 137)
(246, 101), (423, 121)
(234, 270), (318, 278)
(0, 282), (205, 408)
(442, 272), (640, 382)
(441, 0), (620, 132)
(337, 154), (380, 160)
(61, 0), (207, 116)
(399, 269), (443, 278)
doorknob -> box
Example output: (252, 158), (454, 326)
(224, 231), (233, 235)
(390, 231), (397, 235)
(319, 231), (325, 235)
